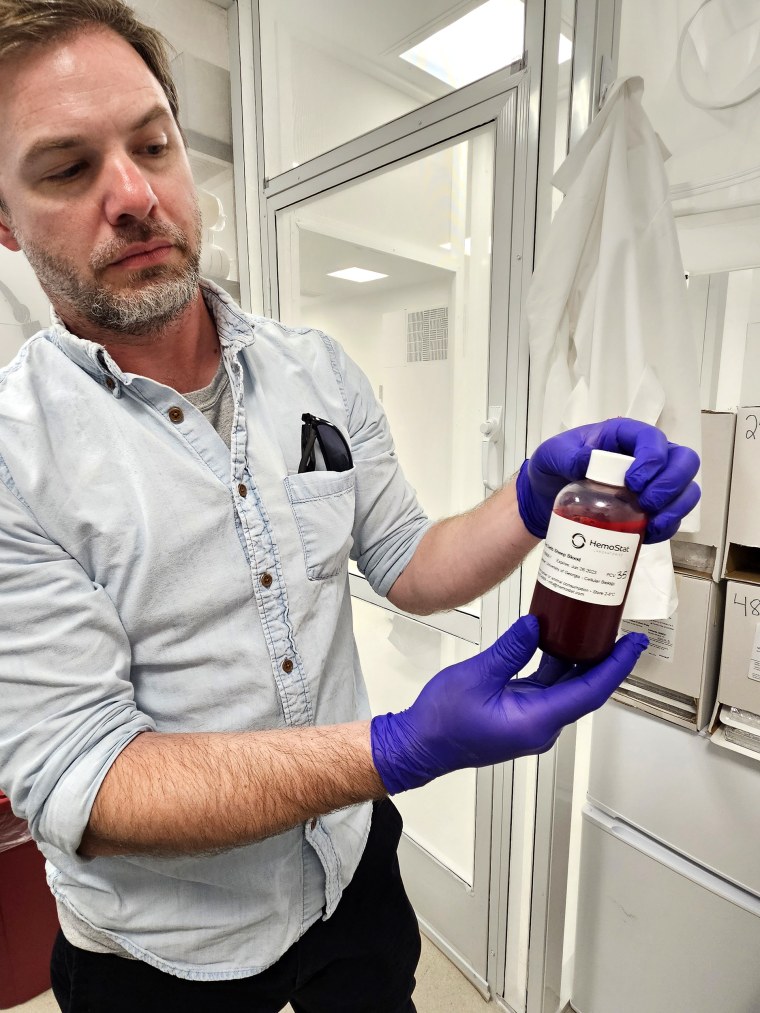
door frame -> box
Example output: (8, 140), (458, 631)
(518, 3), (623, 1013)
(259, 70), (534, 995)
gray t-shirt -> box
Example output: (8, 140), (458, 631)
(184, 355), (234, 449)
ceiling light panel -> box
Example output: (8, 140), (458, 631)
(327, 268), (389, 283)
(400, 0), (525, 89)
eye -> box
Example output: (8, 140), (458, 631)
(142, 140), (169, 157)
(47, 163), (84, 182)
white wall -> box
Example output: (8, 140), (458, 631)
(618, 0), (760, 274)
(739, 270), (760, 407)
(304, 280), (455, 523)
(0, 249), (50, 367)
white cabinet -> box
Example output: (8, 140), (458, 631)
(589, 701), (760, 896)
(572, 806), (760, 1013)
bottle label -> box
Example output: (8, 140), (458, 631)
(537, 512), (641, 607)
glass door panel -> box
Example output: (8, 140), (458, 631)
(352, 598), (479, 884)
(259, 0), (524, 177)
(276, 126), (496, 619)
(274, 123), (498, 968)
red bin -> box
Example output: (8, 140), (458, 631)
(0, 792), (59, 1009)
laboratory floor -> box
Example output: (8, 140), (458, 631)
(9, 932), (490, 1012)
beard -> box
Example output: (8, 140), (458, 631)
(16, 206), (203, 337)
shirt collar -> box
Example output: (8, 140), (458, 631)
(46, 278), (259, 387)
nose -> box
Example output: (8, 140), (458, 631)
(101, 156), (158, 225)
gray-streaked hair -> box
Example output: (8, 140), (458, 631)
(0, 1), (179, 120)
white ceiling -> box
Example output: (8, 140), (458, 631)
(298, 231), (451, 302)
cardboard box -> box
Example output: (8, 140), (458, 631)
(671, 411), (735, 581)
(723, 407), (760, 582)
(709, 578), (760, 761)
(616, 571), (724, 730)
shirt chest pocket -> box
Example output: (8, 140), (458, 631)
(283, 469), (356, 580)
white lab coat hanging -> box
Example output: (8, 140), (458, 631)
(527, 76), (702, 619)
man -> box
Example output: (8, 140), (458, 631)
(0, 2), (700, 1011)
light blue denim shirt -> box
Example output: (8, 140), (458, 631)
(0, 280), (430, 980)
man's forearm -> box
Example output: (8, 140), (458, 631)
(78, 722), (386, 858)
(387, 480), (539, 615)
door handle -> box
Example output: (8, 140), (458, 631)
(480, 405), (503, 492)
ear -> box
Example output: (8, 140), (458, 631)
(0, 201), (20, 252)
(0, 233), (21, 253)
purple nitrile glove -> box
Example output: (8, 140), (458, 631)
(370, 615), (648, 795)
(515, 417), (701, 543)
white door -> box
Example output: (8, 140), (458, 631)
(266, 77), (531, 987)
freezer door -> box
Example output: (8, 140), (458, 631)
(572, 805), (760, 1013)
(588, 700), (760, 896)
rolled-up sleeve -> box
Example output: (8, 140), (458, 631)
(0, 466), (155, 856)
(321, 336), (431, 598)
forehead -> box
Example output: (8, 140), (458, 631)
(0, 27), (170, 159)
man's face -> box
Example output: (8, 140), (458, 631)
(0, 27), (202, 338)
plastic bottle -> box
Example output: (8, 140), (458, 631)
(529, 449), (648, 663)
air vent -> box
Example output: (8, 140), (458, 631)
(406, 307), (448, 363)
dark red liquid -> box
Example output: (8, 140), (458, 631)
(530, 508), (647, 664)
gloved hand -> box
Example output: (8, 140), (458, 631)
(370, 615), (648, 794)
(515, 417), (701, 542)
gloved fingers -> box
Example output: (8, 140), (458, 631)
(539, 632), (648, 727)
(532, 417), (669, 491)
(515, 460), (552, 538)
(645, 480), (702, 543)
(577, 421), (701, 533)
(540, 652), (621, 686)
(534, 729), (562, 755)
(486, 615), (540, 681)
(525, 650), (616, 689)
(531, 434), (592, 487)
(637, 444), (701, 514)
(530, 652), (576, 686)
(592, 418), (671, 492)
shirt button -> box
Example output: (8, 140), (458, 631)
(105, 377), (115, 391)
(260, 572), (273, 588)
(238, 483), (248, 498)
(282, 658), (294, 674)
(168, 406), (184, 424)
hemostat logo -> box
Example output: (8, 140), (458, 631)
(589, 537), (630, 552)
(571, 533), (586, 549)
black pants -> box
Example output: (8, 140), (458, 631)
(51, 799), (420, 1012)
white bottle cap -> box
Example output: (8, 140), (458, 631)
(585, 449), (634, 487)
